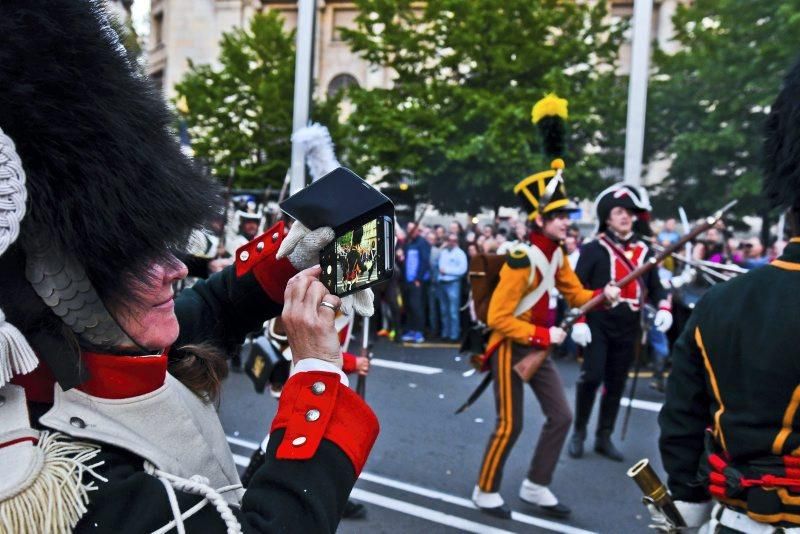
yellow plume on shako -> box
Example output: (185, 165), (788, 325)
(531, 93), (568, 124)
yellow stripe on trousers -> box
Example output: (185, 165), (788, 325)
(478, 341), (513, 490)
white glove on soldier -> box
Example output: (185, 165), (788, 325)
(341, 289), (375, 317)
(570, 323), (592, 347)
(548, 327), (567, 345)
(277, 221), (334, 270)
(646, 500), (712, 533)
(277, 222), (375, 317)
(654, 309), (673, 333)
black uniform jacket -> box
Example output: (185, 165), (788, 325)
(659, 241), (800, 522)
(25, 227), (379, 533)
(575, 235), (665, 336)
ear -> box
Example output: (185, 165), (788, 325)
(534, 214), (544, 228)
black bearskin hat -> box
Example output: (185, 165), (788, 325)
(0, 1), (219, 387)
(594, 183), (651, 233)
(764, 55), (800, 212)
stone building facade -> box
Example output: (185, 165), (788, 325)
(145, 1), (685, 97)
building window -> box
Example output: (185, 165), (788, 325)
(332, 8), (357, 42)
(150, 69), (164, 92)
(327, 73), (359, 98)
(153, 11), (164, 47)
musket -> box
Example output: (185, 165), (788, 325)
(356, 314), (369, 398)
(644, 238), (746, 282)
(628, 459), (686, 531)
(512, 200), (738, 382)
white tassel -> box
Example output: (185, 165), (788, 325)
(291, 123), (340, 182)
(0, 432), (107, 534)
(0, 128), (37, 388)
(0, 309), (38, 388)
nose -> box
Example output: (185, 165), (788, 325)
(164, 256), (189, 283)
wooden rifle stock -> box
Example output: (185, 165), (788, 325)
(512, 200), (737, 382)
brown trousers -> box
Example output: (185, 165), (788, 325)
(477, 341), (573, 492)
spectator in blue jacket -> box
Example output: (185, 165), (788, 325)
(438, 233), (468, 342)
(402, 222), (431, 343)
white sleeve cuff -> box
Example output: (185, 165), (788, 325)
(291, 358), (349, 386)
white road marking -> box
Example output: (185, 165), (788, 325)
(349, 488), (516, 534)
(370, 358), (443, 374)
(227, 435), (261, 450)
(229, 437), (596, 534)
(621, 397), (663, 413)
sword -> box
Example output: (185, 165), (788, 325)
(621, 306), (648, 441)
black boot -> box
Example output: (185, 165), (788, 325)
(342, 499), (367, 519)
(567, 430), (585, 459)
(569, 382), (596, 459)
(594, 431), (624, 462)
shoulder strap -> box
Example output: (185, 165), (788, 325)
(513, 245), (563, 317)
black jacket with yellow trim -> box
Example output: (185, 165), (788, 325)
(659, 241), (800, 522)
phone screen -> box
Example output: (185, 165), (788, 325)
(320, 216), (393, 296)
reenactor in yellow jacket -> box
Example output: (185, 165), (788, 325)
(472, 94), (620, 519)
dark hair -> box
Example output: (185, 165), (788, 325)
(169, 343), (230, 403)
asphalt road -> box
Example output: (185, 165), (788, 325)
(219, 337), (668, 533)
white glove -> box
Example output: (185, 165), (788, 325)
(647, 500), (712, 533)
(276, 222), (335, 270)
(341, 289), (375, 317)
(604, 284), (621, 307)
(548, 327), (567, 345)
(654, 309), (673, 333)
(571, 323), (592, 347)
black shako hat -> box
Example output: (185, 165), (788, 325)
(0, 0), (220, 388)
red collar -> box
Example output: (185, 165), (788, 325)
(12, 349), (169, 403)
(528, 232), (560, 259)
(78, 350), (168, 399)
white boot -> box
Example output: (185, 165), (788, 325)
(519, 479), (558, 506)
(471, 486), (512, 519)
(519, 479), (571, 518)
(471, 486), (504, 508)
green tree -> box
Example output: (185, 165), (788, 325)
(175, 12), (298, 188)
(338, 0), (628, 213)
(645, 0), (800, 222)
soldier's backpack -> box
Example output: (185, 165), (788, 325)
(467, 253), (508, 325)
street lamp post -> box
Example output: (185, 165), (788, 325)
(623, 0), (654, 187)
(289, 0), (317, 195)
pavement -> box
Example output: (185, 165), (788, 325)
(219, 337), (668, 533)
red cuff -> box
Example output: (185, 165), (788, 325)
(528, 326), (550, 348)
(342, 352), (357, 374)
(235, 221), (298, 303)
(270, 371), (379, 475)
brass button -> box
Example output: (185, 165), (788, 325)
(256, 241), (264, 252)
(292, 436), (307, 447)
(70, 417), (86, 429)
(272, 232), (279, 242)
(311, 381), (326, 395)
(239, 250), (250, 262)
(305, 409), (320, 422)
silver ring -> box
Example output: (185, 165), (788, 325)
(319, 301), (338, 312)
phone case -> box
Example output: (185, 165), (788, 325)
(279, 167), (394, 232)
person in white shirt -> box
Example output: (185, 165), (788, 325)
(438, 234), (469, 341)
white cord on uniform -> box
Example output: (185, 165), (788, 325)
(145, 462), (242, 534)
(0, 127), (38, 387)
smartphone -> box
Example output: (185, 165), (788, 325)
(319, 215), (394, 297)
